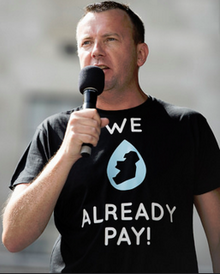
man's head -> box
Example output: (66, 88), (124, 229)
(79, 1), (145, 45)
(76, 1), (149, 97)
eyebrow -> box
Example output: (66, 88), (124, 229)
(102, 32), (121, 38)
(80, 32), (121, 41)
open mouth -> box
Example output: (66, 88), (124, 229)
(97, 65), (109, 71)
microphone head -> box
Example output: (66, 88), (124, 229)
(79, 66), (105, 95)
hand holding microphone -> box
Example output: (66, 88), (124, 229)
(79, 66), (105, 157)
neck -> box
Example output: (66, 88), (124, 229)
(96, 87), (148, 111)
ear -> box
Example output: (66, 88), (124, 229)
(137, 43), (149, 67)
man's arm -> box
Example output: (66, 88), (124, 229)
(2, 151), (75, 253)
(194, 187), (220, 273)
(2, 109), (109, 253)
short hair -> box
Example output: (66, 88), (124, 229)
(79, 1), (145, 44)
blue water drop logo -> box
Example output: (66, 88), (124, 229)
(107, 140), (147, 191)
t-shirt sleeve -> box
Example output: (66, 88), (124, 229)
(193, 114), (220, 195)
(10, 126), (50, 190)
(9, 110), (70, 190)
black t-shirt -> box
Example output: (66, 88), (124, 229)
(10, 96), (220, 273)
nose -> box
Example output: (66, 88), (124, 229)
(91, 41), (105, 59)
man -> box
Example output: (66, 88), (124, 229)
(2, 1), (220, 273)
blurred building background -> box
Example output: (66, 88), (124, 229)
(0, 0), (219, 272)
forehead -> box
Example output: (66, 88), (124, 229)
(77, 9), (133, 39)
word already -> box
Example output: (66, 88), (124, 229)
(81, 202), (176, 228)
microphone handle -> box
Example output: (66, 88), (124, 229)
(81, 89), (98, 157)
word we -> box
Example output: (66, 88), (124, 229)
(106, 118), (142, 134)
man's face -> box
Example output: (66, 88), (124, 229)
(77, 9), (141, 93)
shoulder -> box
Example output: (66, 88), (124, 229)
(37, 106), (82, 133)
(150, 97), (219, 151)
(150, 96), (205, 122)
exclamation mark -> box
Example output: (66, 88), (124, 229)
(147, 227), (151, 245)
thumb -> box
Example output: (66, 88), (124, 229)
(101, 118), (109, 128)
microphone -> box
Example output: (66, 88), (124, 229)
(79, 65), (105, 157)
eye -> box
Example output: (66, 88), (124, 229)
(106, 37), (116, 42)
(81, 40), (92, 47)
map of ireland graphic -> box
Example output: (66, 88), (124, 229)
(113, 151), (140, 185)
(107, 140), (146, 191)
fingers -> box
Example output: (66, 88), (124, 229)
(70, 109), (102, 145)
(60, 109), (109, 161)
